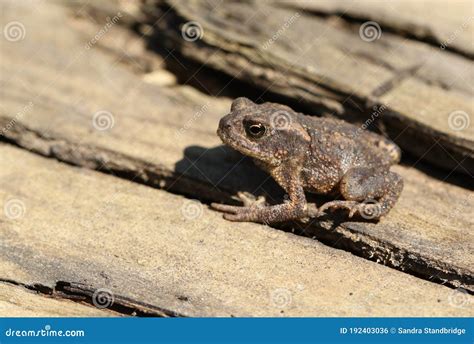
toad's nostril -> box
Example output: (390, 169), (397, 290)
(219, 116), (232, 131)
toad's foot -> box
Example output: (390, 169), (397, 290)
(211, 200), (310, 223)
(317, 200), (358, 217)
(231, 191), (267, 208)
(210, 203), (259, 222)
(211, 203), (254, 214)
(348, 201), (383, 219)
(318, 200), (383, 219)
(212, 192), (269, 221)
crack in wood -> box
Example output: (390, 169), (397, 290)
(274, 2), (474, 60)
(1, 122), (472, 293)
(143, 0), (474, 175)
(370, 64), (423, 98)
(0, 279), (182, 317)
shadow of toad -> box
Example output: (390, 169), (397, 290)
(174, 145), (284, 205)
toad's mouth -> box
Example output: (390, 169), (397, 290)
(217, 125), (255, 156)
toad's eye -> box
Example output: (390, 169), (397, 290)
(244, 122), (266, 139)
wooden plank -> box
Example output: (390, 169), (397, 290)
(0, 0), (474, 290)
(275, 0), (474, 58)
(1, 144), (473, 316)
(0, 0), (472, 292)
(143, 0), (473, 175)
(0, 283), (116, 317)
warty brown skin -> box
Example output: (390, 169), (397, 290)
(211, 97), (403, 224)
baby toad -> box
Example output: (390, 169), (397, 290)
(211, 97), (403, 223)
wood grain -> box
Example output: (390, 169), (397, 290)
(276, 0), (474, 58)
(1, 144), (472, 316)
(0, 282), (116, 317)
(0, 0), (473, 316)
(0, 0), (472, 293)
(144, 0), (473, 174)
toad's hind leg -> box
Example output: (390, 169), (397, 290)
(319, 167), (403, 219)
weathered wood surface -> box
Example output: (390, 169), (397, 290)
(276, 0), (474, 58)
(0, 0), (473, 316)
(0, 282), (115, 317)
(0, 0), (472, 294)
(145, 0), (474, 175)
(1, 144), (472, 316)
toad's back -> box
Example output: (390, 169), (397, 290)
(298, 114), (401, 193)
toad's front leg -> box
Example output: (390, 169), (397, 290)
(212, 184), (309, 224)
